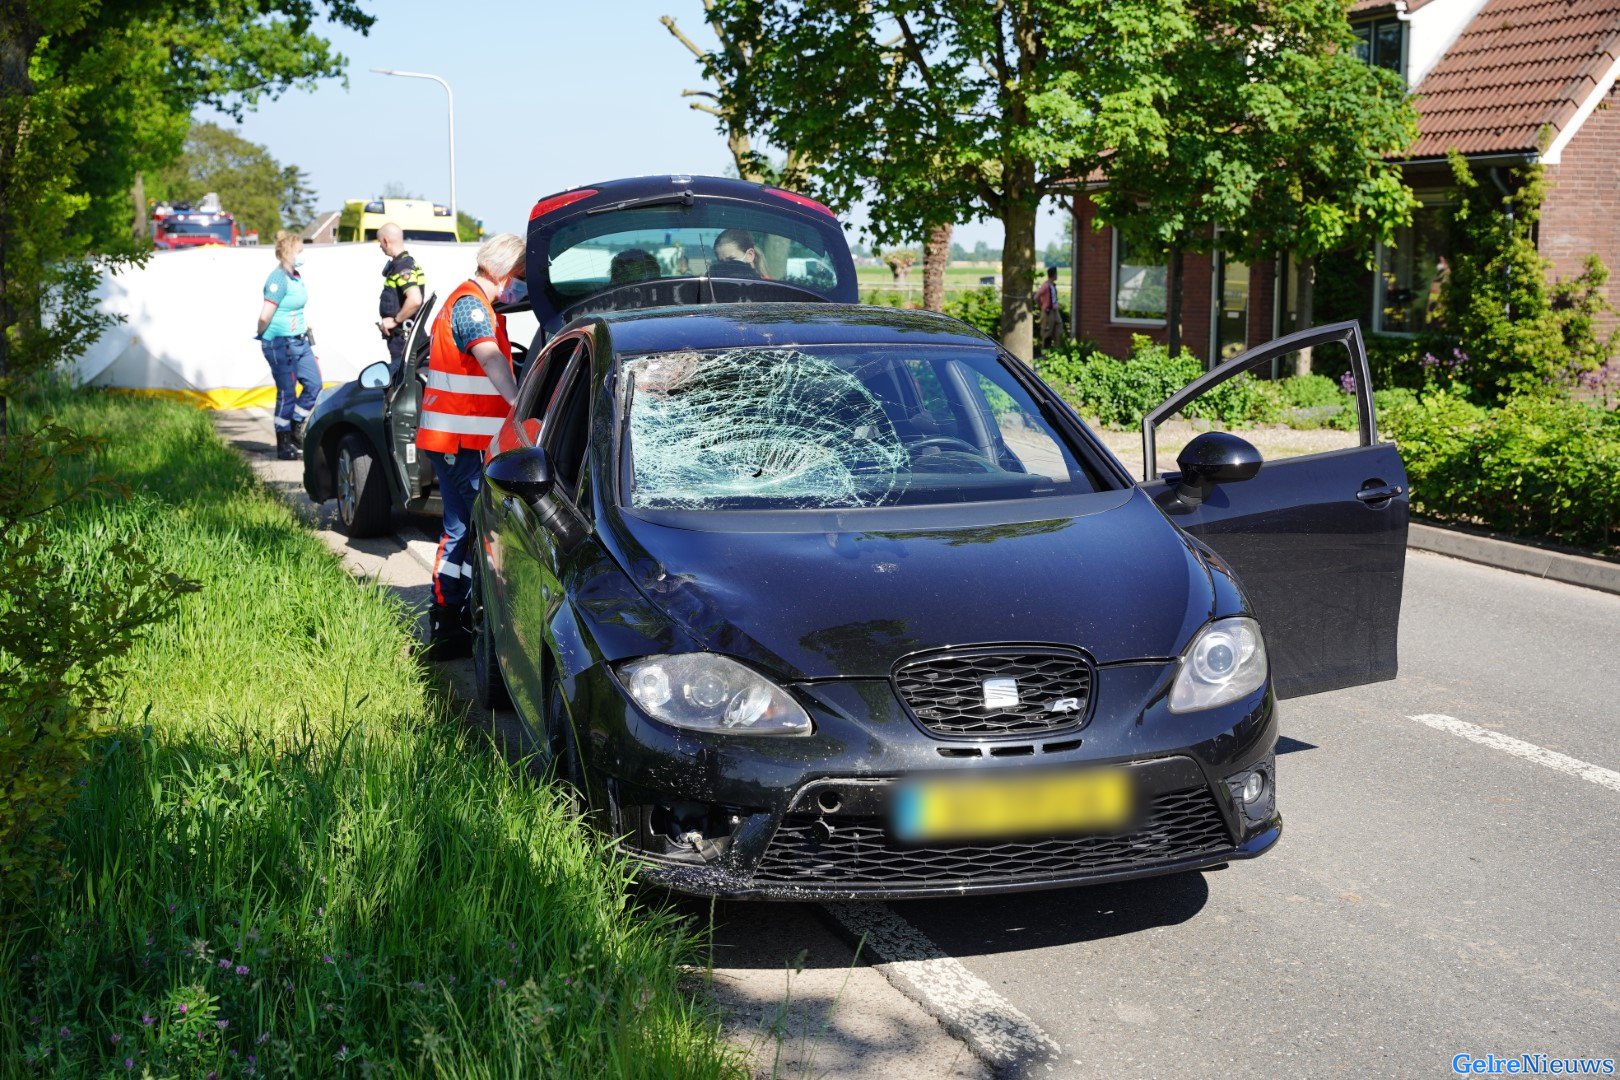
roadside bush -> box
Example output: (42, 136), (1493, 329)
(1037, 335), (1278, 428)
(1277, 373), (1344, 410)
(943, 285), (1000, 337)
(1, 392), (742, 1078)
(1382, 388), (1620, 551)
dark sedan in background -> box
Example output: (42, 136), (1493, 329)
(471, 304), (1408, 899)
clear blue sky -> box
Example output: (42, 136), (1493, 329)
(217, 0), (1068, 253)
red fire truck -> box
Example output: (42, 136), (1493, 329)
(152, 193), (251, 249)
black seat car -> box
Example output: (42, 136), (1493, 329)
(300, 175), (857, 535)
(470, 306), (1407, 899)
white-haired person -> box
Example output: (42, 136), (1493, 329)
(255, 231), (322, 459)
(417, 232), (525, 656)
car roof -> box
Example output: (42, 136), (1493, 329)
(584, 303), (996, 357)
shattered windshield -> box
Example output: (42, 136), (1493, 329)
(621, 345), (1106, 511)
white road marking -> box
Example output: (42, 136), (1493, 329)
(1409, 714), (1620, 794)
(824, 901), (1059, 1068)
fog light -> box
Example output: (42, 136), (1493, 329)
(1241, 770), (1266, 805)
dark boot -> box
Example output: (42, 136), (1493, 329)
(289, 417), (307, 449)
(274, 429), (300, 461)
(425, 602), (471, 660)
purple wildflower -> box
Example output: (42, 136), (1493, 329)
(142, 1014), (155, 1027)
(494, 978), (507, 989)
(323, 954), (335, 964)
(219, 959), (231, 970)
(235, 965), (250, 976)
(1339, 370), (1357, 395)
(217, 1019), (229, 1030)
(258, 1032), (271, 1045)
(110, 1033), (123, 1045)
(125, 1058), (134, 1070)
(59, 1026), (71, 1038)
(177, 1003), (187, 1015)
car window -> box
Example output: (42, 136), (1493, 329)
(543, 360), (591, 499)
(544, 203), (846, 308)
(519, 338), (581, 422)
(620, 344), (1108, 511)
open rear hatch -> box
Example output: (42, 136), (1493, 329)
(524, 175), (857, 338)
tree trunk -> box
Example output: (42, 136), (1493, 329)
(1000, 188), (1038, 363)
(1293, 255), (1316, 376)
(132, 173), (148, 243)
(922, 223), (951, 312)
(0, 11), (43, 439)
(1166, 245), (1185, 360)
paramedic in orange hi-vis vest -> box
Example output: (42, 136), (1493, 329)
(418, 233), (524, 657)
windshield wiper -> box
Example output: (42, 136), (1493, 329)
(585, 189), (695, 215)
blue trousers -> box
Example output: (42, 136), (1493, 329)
(260, 335), (321, 430)
(426, 448), (484, 611)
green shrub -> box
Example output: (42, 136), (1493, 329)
(943, 286), (1000, 337)
(1382, 388), (1620, 550)
(1037, 335), (1278, 428)
(1277, 373), (1344, 410)
(1, 392), (742, 1078)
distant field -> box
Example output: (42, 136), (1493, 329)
(856, 264), (1072, 297)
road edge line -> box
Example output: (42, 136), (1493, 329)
(1408, 714), (1620, 793)
(823, 902), (1059, 1073)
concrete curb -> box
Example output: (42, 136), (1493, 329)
(1408, 522), (1620, 596)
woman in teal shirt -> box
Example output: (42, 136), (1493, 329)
(255, 231), (322, 460)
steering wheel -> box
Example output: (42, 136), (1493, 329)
(909, 435), (982, 455)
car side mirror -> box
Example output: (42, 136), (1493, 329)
(1173, 431), (1262, 506)
(358, 361), (390, 389)
(484, 446), (554, 505)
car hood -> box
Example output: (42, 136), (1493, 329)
(599, 487), (1220, 680)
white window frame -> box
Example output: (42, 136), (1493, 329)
(1109, 229), (1168, 327)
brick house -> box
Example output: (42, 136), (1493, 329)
(1067, 0), (1620, 365)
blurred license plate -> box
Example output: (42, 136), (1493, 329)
(893, 769), (1132, 843)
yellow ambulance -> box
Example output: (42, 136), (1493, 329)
(337, 197), (461, 243)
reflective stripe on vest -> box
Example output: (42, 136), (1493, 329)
(418, 279), (513, 453)
(425, 370), (502, 396)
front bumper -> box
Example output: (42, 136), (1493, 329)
(583, 661), (1281, 900)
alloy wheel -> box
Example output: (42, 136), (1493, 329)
(336, 446), (356, 526)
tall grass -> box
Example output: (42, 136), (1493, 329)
(2, 391), (741, 1078)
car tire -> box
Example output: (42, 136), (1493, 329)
(334, 432), (391, 538)
(543, 673), (587, 816)
(469, 548), (510, 710)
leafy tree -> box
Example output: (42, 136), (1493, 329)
(1089, 0), (1418, 359)
(148, 122), (303, 239)
(883, 248), (918, 283)
(281, 163), (319, 230)
(1, 0), (372, 432)
(1439, 153), (1616, 401)
(708, 0), (1195, 361)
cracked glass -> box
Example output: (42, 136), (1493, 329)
(622, 345), (1106, 511)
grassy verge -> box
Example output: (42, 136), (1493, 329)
(2, 391), (741, 1078)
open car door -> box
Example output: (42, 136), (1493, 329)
(1139, 322), (1408, 699)
(384, 294), (437, 503)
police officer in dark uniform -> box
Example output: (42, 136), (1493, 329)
(375, 222), (426, 363)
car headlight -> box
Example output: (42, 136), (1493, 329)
(1168, 617), (1268, 713)
(614, 654), (812, 736)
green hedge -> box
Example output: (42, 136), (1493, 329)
(1037, 336), (1284, 428)
(1382, 389), (1620, 551)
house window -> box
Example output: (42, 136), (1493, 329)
(1375, 202), (1449, 335)
(1213, 252), (1251, 364)
(1352, 17), (1405, 76)
(1111, 231), (1168, 324)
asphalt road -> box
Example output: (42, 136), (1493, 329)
(880, 551), (1620, 1077)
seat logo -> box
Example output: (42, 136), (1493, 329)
(1046, 697), (1082, 714)
(981, 677), (1020, 709)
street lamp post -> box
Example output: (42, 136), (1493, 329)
(371, 68), (458, 237)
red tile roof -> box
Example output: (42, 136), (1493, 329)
(1410, 0), (1620, 157)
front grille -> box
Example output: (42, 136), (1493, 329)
(753, 787), (1231, 886)
(893, 649), (1093, 737)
